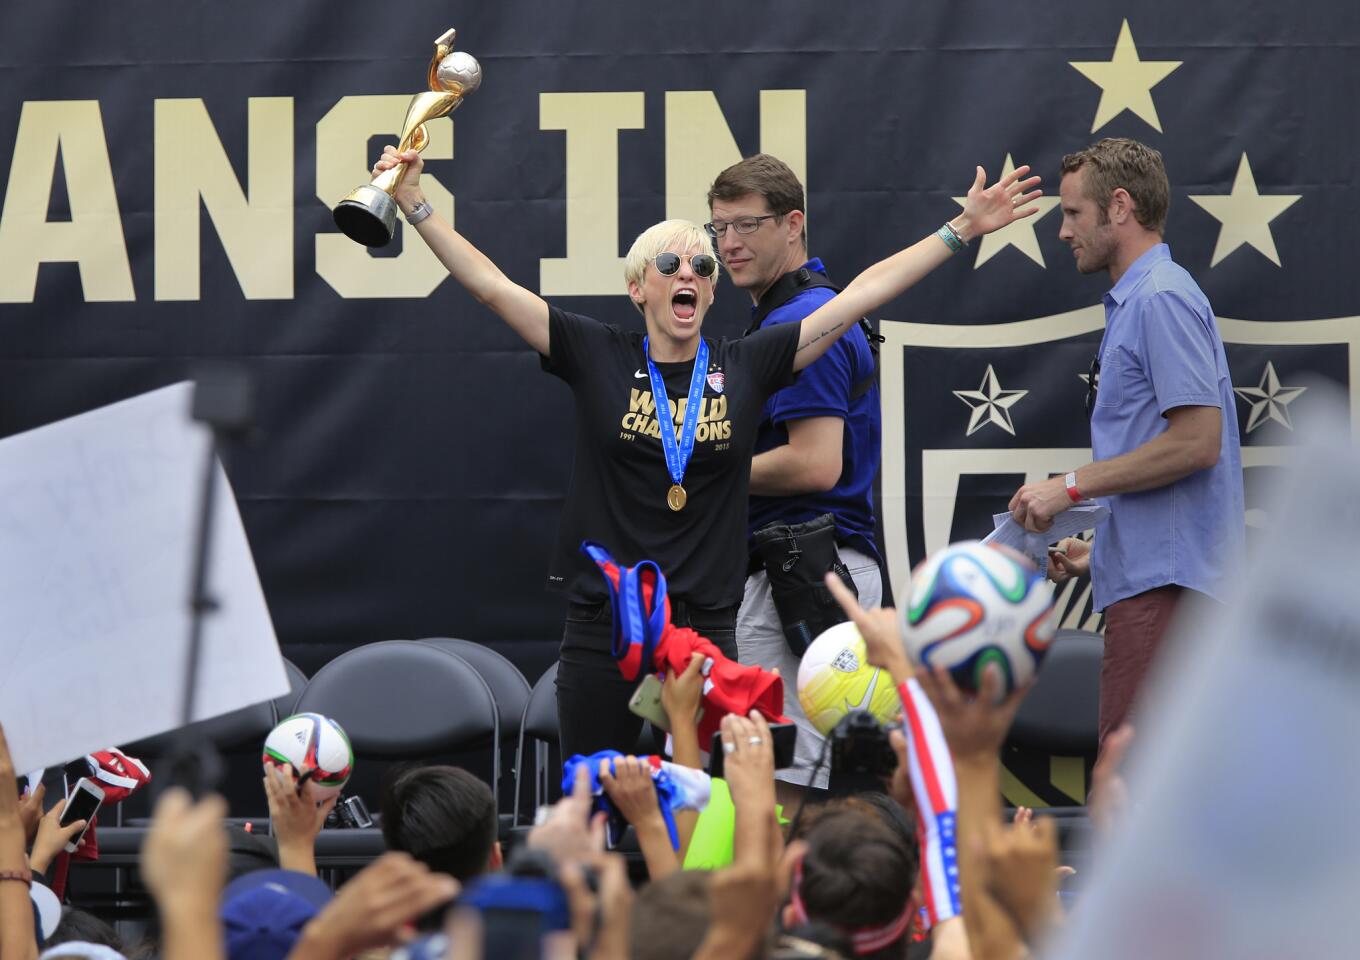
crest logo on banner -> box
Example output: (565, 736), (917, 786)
(879, 313), (1359, 635)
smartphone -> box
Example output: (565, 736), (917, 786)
(627, 674), (671, 732)
(59, 777), (104, 852)
(709, 721), (798, 778)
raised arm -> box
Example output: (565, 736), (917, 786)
(373, 146), (551, 356)
(792, 164), (1043, 372)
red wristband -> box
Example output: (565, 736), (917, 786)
(1064, 471), (1083, 503)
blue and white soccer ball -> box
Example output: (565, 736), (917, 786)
(262, 713), (354, 801)
(900, 541), (1057, 696)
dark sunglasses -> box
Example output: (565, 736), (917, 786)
(651, 252), (717, 278)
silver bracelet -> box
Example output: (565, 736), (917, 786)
(405, 201), (434, 226)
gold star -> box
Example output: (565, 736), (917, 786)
(1069, 20), (1182, 133)
(1233, 361), (1307, 432)
(953, 365), (1028, 437)
(1188, 154), (1302, 267)
(953, 155), (1060, 269)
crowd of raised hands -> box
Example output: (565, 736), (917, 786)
(0, 577), (1135, 960)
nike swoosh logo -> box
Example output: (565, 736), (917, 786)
(841, 673), (881, 715)
(634, 369), (648, 379)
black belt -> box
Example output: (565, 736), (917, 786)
(571, 597), (738, 624)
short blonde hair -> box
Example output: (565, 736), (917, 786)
(623, 219), (719, 314)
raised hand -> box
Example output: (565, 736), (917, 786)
(885, 728), (918, 821)
(559, 852), (633, 960)
(1090, 723), (1135, 835)
(694, 860), (780, 960)
(661, 652), (706, 734)
(956, 164), (1044, 240)
(825, 571), (912, 685)
(371, 146), (426, 213)
(17, 782), (45, 848)
(294, 852), (459, 959)
(917, 664), (1029, 762)
(599, 756), (660, 829)
(28, 798), (87, 875)
(980, 816), (1062, 947)
(263, 764), (337, 876)
(0, 722), (40, 960)
(141, 788), (229, 910)
(528, 764), (606, 869)
(718, 711), (776, 813)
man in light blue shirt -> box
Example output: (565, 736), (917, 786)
(1009, 138), (1244, 752)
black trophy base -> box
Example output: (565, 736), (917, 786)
(333, 184), (399, 248)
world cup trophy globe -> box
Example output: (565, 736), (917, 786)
(332, 29), (482, 248)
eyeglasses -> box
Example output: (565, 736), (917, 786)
(1084, 352), (1101, 418)
(703, 214), (780, 238)
(651, 252), (717, 278)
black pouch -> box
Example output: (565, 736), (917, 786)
(751, 513), (857, 657)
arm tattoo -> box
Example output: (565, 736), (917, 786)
(797, 320), (844, 353)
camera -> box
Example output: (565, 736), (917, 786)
(325, 792), (373, 829)
(830, 710), (898, 780)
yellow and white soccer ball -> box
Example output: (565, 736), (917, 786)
(796, 620), (901, 736)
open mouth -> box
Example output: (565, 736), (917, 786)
(672, 290), (697, 320)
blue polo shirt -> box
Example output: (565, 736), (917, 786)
(1089, 244), (1244, 610)
(747, 258), (881, 560)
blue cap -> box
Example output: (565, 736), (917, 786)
(390, 934), (449, 960)
(220, 869), (333, 960)
(460, 874), (571, 932)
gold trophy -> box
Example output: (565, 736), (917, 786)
(332, 28), (482, 248)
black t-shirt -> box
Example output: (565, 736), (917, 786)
(541, 306), (801, 607)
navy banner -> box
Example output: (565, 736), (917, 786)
(3, 0), (1355, 734)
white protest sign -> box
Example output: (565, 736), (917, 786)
(0, 383), (288, 772)
(1049, 392), (1360, 960)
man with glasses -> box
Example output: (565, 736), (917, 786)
(708, 154), (892, 802)
(1008, 139), (1244, 755)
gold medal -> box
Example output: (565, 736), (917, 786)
(667, 483), (687, 512)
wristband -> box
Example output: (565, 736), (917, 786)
(935, 222), (965, 254)
(1064, 471), (1083, 503)
(0, 868), (32, 887)
(404, 200), (434, 226)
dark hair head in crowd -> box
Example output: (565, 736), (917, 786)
(787, 807), (918, 960)
(44, 907), (126, 952)
(380, 764), (501, 882)
(630, 869), (718, 960)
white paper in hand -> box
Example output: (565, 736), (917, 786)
(0, 383), (288, 772)
(982, 501), (1109, 573)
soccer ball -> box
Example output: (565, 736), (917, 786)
(262, 713), (354, 801)
(797, 620), (902, 736)
(900, 541), (1056, 696)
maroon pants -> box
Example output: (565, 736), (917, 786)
(1098, 584), (1185, 752)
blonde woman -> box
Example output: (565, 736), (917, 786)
(374, 145), (1040, 756)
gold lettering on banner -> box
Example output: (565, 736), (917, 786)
(315, 95), (455, 298)
(0, 100), (134, 303)
(663, 90), (807, 230)
(154, 97), (294, 301)
(539, 92), (645, 296)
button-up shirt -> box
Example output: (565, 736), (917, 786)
(1089, 244), (1244, 610)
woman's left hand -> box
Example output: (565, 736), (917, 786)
(955, 164), (1044, 240)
